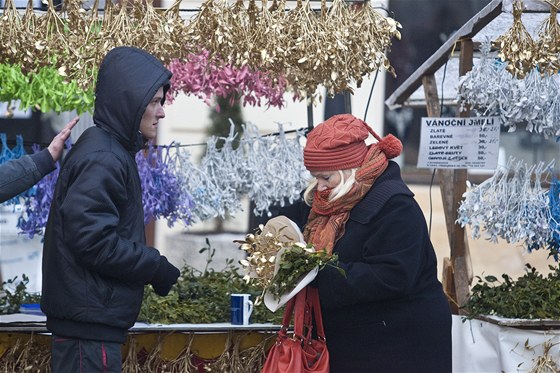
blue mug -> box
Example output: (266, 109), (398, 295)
(231, 293), (253, 325)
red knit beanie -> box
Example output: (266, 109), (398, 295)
(304, 114), (402, 171)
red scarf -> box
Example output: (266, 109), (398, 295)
(303, 145), (389, 254)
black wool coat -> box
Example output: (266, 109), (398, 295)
(281, 161), (452, 373)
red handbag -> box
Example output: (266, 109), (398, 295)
(261, 286), (329, 373)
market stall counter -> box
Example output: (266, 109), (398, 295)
(0, 313), (279, 372)
(4, 313), (560, 371)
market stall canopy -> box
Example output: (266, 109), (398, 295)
(385, 0), (557, 110)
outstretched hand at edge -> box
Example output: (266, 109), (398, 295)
(48, 116), (79, 162)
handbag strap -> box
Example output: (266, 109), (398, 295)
(305, 286), (326, 340)
(278, 288), (307, 339)
(277, 287), (326, 341)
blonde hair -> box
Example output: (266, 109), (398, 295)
(303, 169), (357, 206)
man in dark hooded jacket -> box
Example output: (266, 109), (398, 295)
(41, 46), (181, 372)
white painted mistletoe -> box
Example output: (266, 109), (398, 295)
(457, 157), (556, 252)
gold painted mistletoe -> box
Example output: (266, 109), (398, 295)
(185, 0), (401, 100)
(494, 0), (560, 78)
(0, 0), (401, 113)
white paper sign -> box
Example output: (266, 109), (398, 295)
(417, 116), (500, 169)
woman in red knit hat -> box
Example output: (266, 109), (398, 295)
(271, 113), (452, 372)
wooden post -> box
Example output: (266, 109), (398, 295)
(453, 38), (474, 313)
(422, 74), (457, 314)
(420, 38), (474, 314)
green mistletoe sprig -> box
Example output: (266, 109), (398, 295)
(268, 243), (344, 301)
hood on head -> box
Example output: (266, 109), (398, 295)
(93, 46), (172, 152)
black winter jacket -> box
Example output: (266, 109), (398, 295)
(41, 47), (174, 343)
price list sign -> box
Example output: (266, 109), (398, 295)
(417, 117), (500, 169)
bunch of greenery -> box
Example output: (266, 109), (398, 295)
(0, 275), (41, 314)
(138, 239), (284, 324)
(463, 264), (560, 319)
(0, 63), (95, 115)
(269, 244), (342, 301)
(0, 241), (285, 324)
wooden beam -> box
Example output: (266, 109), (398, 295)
(421, 74), (441, 118)
(450, 38), (475, 314)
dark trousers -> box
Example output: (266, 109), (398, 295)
(51, 335), (122, 373)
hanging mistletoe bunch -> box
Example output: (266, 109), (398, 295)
(171, 121), (309, 220)
(547, 175), (560, 261)
(493, 0), (537, 78)
(535, 0), (560, 75)
(492, 0), (560, 78)
(173, 147), (226, 223)
(17, 164), (59, 239)
(457, 39), (560, 137)
(238, 123), (308, 216)
(197, 122), (308, 217)
(0, 0), (187, 114)
(135, 144), (195, 227)
(166, 50), (288, 108)
(0, 0), (400, 110)
(183, 0), (401, 101)
(457, 157), (557, 257)
(0, 63), (94, 115)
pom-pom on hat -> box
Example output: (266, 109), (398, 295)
(303, 114), (402, 171)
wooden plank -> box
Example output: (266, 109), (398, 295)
(459, 39), (474, 82)
(421, 75), (441, 118)
(420, 75), (456, 248)
(452, 38), (475, 313)
(437, 170), (457, 242)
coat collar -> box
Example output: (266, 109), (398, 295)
(349, 161), (414, 224)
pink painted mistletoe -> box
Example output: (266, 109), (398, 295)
(166, 49), (289, 109)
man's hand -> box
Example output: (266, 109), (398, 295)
(48, 116), (79, 162)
